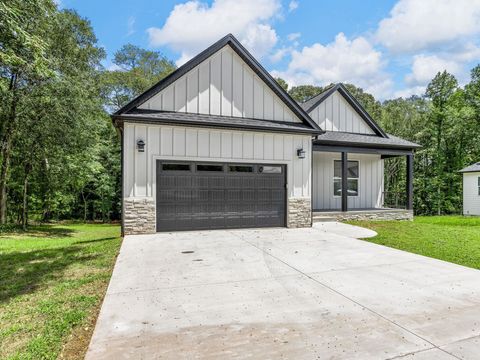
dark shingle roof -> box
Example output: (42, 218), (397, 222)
(299, 84), (336, 112)
(113, 111), (323, 135)
(314, 131), (421, 149)
(459, 162), (480, 173)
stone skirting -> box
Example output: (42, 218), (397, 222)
(123, 198), (156, 235)
(287, 198), (312, 228)
(313, 209), (413, 222)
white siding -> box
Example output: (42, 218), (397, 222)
(124, 123), (311, 200)
(312, 152), (384, 210)
(139, 45), (301, 123)
(463, 172), (480, 215)
(308, 91), (375, 134)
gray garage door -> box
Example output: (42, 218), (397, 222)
(156, 161), (286, 231)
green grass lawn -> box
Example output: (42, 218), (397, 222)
(0, 223), (121, 360)
(349, 216), (480, 270)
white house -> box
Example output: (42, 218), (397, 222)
(460, 162), (480, 216)
(113, 34), (420, 235)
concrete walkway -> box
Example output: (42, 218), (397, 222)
(87, 223), (480, 359)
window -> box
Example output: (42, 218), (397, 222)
(259, 166), (282, 174)
(162, 163), (190, 171)
(228, 165), (254, 172)
(196, 164), (224, 172)
(333, 160), (359, 197)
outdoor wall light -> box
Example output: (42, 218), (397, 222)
(297, 148), (306, 159)
(136, 139), (145, 152)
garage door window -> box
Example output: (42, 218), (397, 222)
(259, 166), (282, 174)
(196, 164), (224, 172)
(162, 163), (191, 171)
(229, 165), (254, 172)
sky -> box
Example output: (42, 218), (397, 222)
(59, 0), (480, 100)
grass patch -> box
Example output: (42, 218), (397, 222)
(348, 216), (480, 270)
(0, 223), (121, 360)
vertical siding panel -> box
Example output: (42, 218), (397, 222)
(232, 133), (243, 158)
(134, 125), (147, 197)
(264, 89), (274, 120)
(253, 133), (264, 159)
(173, 128), (186, 156)
(242, 133), (253, 159)
(283, 108), (294, 122)
(221, 49), (233, 116)
(264, 134), (274, 160)
(243, 68), (254, 118)
(146, 127), (153, 197)
(302, 137), (309, 196)
(198, 61), (210, 114)
(209, 131), (221, 158)
(274, 135), (283, 161)
(160, 127), (173, 156)
(210, 53), (221, 115)
(340, 97), (346, 131)
(174, 77), (186, 112)
(162, 85), (174, 111)
(325, 96), (333, 131)
(293, 137), (302, 197)
(232, 54), (243, 117)
(332, 92), (339, 131)
(284, 136), (293, 160)
(274, 99), (284, 122)
(253, 76), (263, 119)
(197, 130), (209, 157)
(186, 68), (199, 113)
(185, 129), (198, 157)
(221, 132), (232, 158)
(124, 125), (134, 197)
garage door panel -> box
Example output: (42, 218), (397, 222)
(156, 161), (285, 231)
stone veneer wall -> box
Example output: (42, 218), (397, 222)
(287, 198), (312, 228)
(320, 210), (413, 222)
(124, 198), (156, 235)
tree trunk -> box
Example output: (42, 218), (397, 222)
(22, 172), (29, 231)
(0, 73), (18, 224)
(81, 189), (88, 222)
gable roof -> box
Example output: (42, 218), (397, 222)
(314, 131), (420, 150)
(459, 162), (480, 173)
(114, 34), (322, 134)
(299, 83), (387, 138)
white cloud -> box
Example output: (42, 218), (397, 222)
(405, 54), (461, 87)
(273, 33), (393, 98)
(288, 0), (299, 12)
(147, 0), (280, 65)
(376, 0), (480, 53)
(126, 16), (136, 37)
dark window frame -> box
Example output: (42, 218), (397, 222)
(333, 160), (359, 197)
(161, 163), (192, 171)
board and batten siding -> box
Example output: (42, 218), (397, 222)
(138, 45), (301, 123)
(124, 123), (311, 200)
(463, 172), (480, 215)
(312, 152), (384, 210)
(308, 91), (374, 134)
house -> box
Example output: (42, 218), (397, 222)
(112, 34), (420, 235)
(460, 162), (480, 216)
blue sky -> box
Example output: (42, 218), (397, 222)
(60, 0), (480, 99)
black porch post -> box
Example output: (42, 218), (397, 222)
(341, 151), (348, 212)
(406, 154), (414, 210)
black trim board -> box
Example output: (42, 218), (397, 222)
(313, 144), (414, 156)
(115, 34), (323, 134)
(303, 83), (388, 138)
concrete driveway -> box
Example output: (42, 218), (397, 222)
(86, 224), (480, 359)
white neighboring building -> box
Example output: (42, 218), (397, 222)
(460, 163), (480, 216)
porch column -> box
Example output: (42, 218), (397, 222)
(406, 154), (414, 210)
(341, 151), (348, 212)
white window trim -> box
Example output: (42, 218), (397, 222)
(333, 159), (359, 198)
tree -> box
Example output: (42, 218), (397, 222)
(275, 77), (288, 91)
(288, 84), (324, 103)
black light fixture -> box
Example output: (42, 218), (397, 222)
(137, 139), (145, 152)
(297, 148), (306, 159)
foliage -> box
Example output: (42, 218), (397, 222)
(349, 216), (480, 270)
(0, 223), (121, 359)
